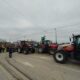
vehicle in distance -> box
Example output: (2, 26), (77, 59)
(17, 41), (35, 54)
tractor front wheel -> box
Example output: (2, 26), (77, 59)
(53, 51), (68, 63)
(38, 48), (43, 53)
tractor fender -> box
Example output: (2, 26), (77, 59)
(54, 50), (70, 58)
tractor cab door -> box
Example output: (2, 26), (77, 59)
(73, 36), (80, 60)
(75, 37), (80, 52)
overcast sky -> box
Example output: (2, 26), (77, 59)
(0, 0), (80, 43)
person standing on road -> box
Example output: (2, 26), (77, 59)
(8, 45), (13, 58)
(0, 46), (2, 53)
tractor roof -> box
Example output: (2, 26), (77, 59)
(73, 35), (80, 37)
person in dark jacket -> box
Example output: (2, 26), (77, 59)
(8, 45), (13, 58)
(0, 46), (2, 53)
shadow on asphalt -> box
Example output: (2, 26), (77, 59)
(66, 59), (80, 67)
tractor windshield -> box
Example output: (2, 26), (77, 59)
(74, 36), (80, 51)
(77, 37), (80, 44)
(73, 36), (80, 45)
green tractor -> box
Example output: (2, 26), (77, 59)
(53, 34), (80, 63)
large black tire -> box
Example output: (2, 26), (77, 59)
(31, 48), (35, 53)
(53, 51), (68, 64)
(38, 48), (43, 53)
(23, 50), (29, 54)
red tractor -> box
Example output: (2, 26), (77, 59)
(53, 34), (80, 63)
(17, 41), (35, 54)
(38, 40), (58, 54)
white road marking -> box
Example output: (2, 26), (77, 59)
(15, 59), (34, 68)
(40, 57), (50, 60)
(23, 62), (34, 68)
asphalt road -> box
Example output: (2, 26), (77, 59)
(0, 52), (80, 80)
(0, 64), (16, 80)
(12, 53), (80, 80)
(0, 53), (30, 80)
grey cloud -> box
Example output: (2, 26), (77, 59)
(0, 0), (80, 42)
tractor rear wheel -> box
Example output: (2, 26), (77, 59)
(24, 50), (29, 54)
(31, 48), (35, 53)
(23, 50), (26, 54)
(38, 48), (43, 53)
(53, 51), (68, 63)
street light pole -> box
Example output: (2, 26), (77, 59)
(54, 28), (57, 43)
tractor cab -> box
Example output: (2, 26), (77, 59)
(72, 35), (80, 52)
(72, 35), (80, 60)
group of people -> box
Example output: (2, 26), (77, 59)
(0, 46), (5, 53)
(0, 45), (14, 58)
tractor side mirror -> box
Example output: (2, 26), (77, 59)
(69, 37), (72, 44)
(69, 37), (73, 44)
(69, 38), (71, 42)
